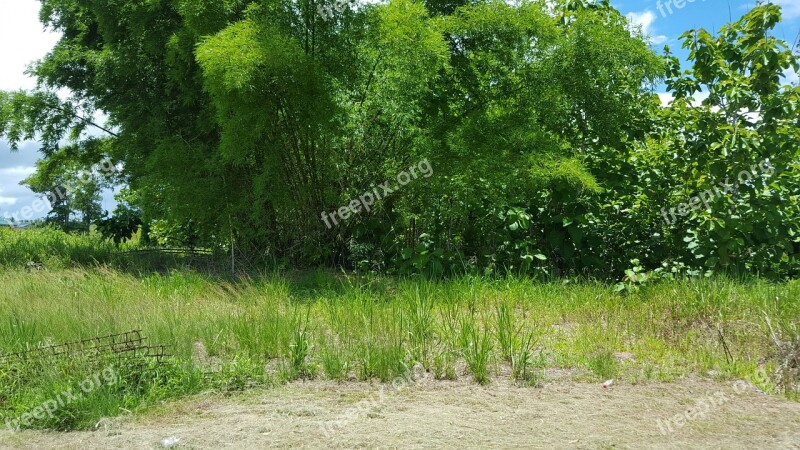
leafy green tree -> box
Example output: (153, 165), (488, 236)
(658, 4), (799, 276)
(8, 0), (794, 280)
(586, 4), (800, 278)
(401, 0), (662, 274)
(20, 137), (116, 231)
(95, 188), (144, 245)
(0, 0), (662, 272)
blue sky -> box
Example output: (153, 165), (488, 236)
(0, 0), (798, 220)
(619, 1), (800, 65)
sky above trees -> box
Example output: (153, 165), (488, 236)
(0, 0), (798, 219)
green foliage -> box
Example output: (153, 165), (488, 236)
(357, 339), (408, 383)
(96, 202), (143, 245)
(495, 301), (542, 383)
(586, 349), (618, 380)
(0, 227), (116, 269)
(0, 355), (203, 432)
(320, 343), (350, 381)
(657, 5), (800, 277)
(0, 0), (663, 276)
(578, 4), (800, 280)
(432, 346), (457, 380)
(0, 1), (797, 281)
(288, 312), (314, 379)
(458, 315), (492, 384)
(511, 331), (542, 385)
(495, 301), (517, 362)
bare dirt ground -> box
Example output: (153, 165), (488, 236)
(2, 377), (800, 450)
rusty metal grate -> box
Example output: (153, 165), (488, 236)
(0, 330), (171, 368)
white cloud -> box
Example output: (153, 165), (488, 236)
(0, 2), (63, 219)
(784, 67), (799, 86)
(0, 0), (61, 91)
(774, 0), (800, 20)
(658, 93), (675, 107)
(0, 186), (18, 206)
(0, 166), (37, 177)
(658, 91), (762, 121)
(657, 91), (711, 107)
(627, 11), (668, 46)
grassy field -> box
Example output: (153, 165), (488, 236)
(0, 228), (798, 432)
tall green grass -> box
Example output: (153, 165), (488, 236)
(0, 229), (798, 430)
(0, 227), (223, 273)
(0, 227), (117, 269)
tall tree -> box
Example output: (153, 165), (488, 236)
(0, 0), (665, 273)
